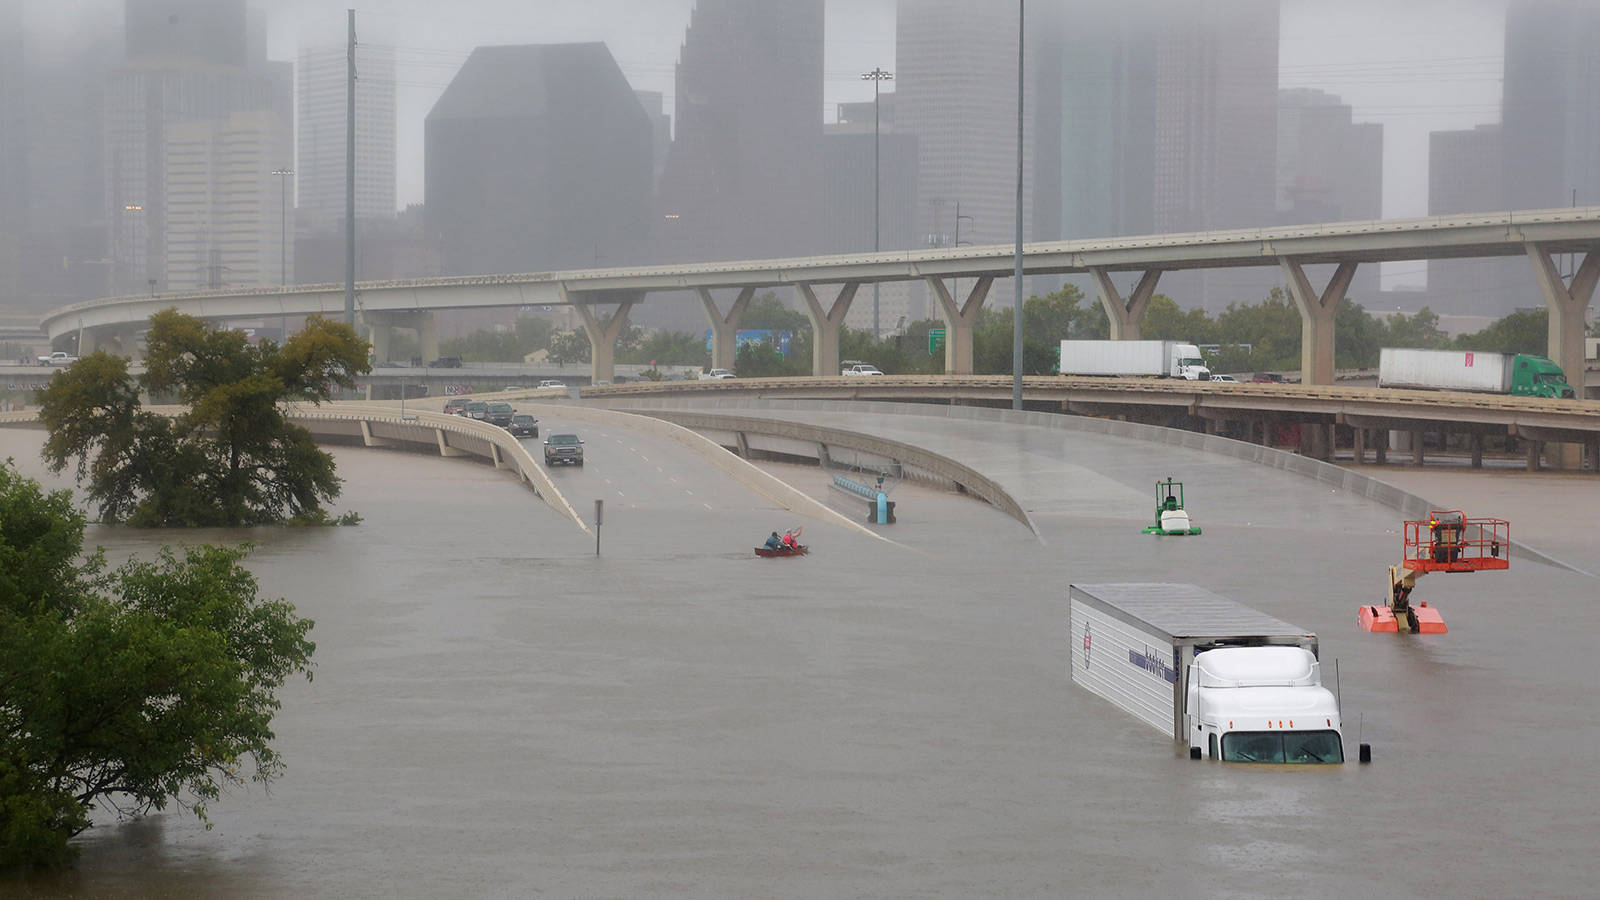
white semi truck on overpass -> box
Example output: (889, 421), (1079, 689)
(1058, 340), (1211, 380)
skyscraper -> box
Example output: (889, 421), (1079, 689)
(0, 0), (23, 308)
(1428, 124), (1512, 314)
(164, 110), (291, 291)
(296, 43), (396, 230)
(654, 0), (825, 263)
(895, 0), (1031, 253)
(1277, 88), (1383, 303)
(105, 0), (289, 293)
(425, 43), (652, 276)
(1501, 0), (1600, 212)
(1032, 1), (1154, 243)
(1151, 0), (1280, 236)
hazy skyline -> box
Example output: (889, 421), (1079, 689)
(257, 0), (1512, 252)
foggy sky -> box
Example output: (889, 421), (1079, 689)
(21, 0), (1517, 286)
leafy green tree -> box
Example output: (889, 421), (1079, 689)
(1141, 294), (1215, 344)
(1379, 306), (1450, 350)
(620, 330), (712, 368)
(36, 310), (368, 527)
(0, 462), (315, 869)
(545, 329), (592, 366)
(1454, 308), (1549, 355)
(734, 341), (808, 377)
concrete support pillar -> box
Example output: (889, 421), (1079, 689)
(1089, 268), (1161, 341)
(573, 298), (636, 385)
(1375, 434), (1387, 465)
(797, 282), (860, 377)
(1352, 428), (1366, 466)
(368, 319), (393, 364)
(1260, 422), (1271, 447)
(1470, 433), (1484, 468)
(1527, 245), (1598, 393)
(1526, 440), (1543, 472)
(417, 311), (439, 364)
(697, 286), (754, 372)
(1411, 429), (1424, 466)
(77, 327), (100, 357)
(1279, 258), (1357, 387)
(926, 275), (993, 375)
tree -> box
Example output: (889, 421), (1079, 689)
(545, 329), (591, 366)
(36, 310), (369, 527)
(0, 462), (316, 869)
(1454, 308), (1549, 355)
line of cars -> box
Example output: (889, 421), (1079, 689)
(442, 396), (583, 465)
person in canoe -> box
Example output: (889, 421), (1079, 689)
(764, 531), (784, 551)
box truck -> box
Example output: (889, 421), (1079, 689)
(1058, 340), (1210, 380)
(1069, 583), (1362, 764)
(1377, 348), (1576, 399)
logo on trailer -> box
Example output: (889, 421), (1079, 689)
(1083, 623), (1092, 668)
(1128, 646), (1177, 684)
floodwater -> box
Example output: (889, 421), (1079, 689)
(1, 410), (1596, 899)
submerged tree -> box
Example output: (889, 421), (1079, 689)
(0, 462), (316, 869)
(36, 310), (369, 526)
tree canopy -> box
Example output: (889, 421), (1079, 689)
(0, 462), (316, 869)
(36, 310), (369, 526)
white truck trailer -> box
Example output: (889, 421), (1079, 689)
(1377, 348), (1576, 399)
(1069, 583), (1362, 764)
(1058, 340), (1210, 380)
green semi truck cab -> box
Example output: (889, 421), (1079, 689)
(1508, 354), (1576, 399)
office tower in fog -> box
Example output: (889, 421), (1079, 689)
(655, 0), (825, 263)
(297, 43), (396, 230)
(1501, 0), (1600, 212)
(426, 43), (651, 276)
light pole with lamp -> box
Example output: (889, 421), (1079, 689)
(271, 167), (294, 342)
(862, 67), (893, 339)
(1011, 0), (1025, 410)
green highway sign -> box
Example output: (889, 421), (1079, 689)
(928, 328), (946, 355)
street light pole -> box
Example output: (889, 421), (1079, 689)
(1011, 0), (1025, 410)
(271, 168), (294, 285)
(862, 67), (893, 340)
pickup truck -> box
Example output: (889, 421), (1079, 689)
(698, 368), (736, 380)
(37, 351), (78, 367)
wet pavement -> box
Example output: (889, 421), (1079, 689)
(1, 407), (1596, 899)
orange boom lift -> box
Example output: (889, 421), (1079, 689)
(1360, 510), (1510, 634)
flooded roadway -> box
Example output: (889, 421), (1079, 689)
(1, 406), (1596, 899)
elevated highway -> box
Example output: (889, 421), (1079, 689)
(40, 206), (1600, 389)
(580, 376), (1600, 472)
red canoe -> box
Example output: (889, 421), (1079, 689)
(754, 545), (808, 558)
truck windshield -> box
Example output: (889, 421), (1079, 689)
(1532, 373), (1568, 385)
(1179, 357), (1205, 368)
(1221, 731), (1343, 764)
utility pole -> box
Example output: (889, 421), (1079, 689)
(1011, 0), (1025, 410)
(271, 168), (294, 285)
(344, 9), (356, 326)
(862, 67), (893, 340)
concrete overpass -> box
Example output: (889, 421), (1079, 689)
(40, 206), (1600, 389)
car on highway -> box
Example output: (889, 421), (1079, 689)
(505, 414), (539, 437)
(537, 380), (566, 389)
(1251, 372), (1286, 384)
(544, 433), (584, 466)
(37, 351), (78, 366)
(459, 400), (489, 420)
(698, 368), (736, 380)
(443, 398), (470, 415)
(485, 401), (515, 427)
(841, 361), (884, 376)
(428, 356), (463, 368)
(1210, 374), (1239, 383)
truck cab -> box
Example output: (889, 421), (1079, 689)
(1169, 344), (1210, 380)
(1185, 646), (1343, 764)
(1509, 354), (1576, 399)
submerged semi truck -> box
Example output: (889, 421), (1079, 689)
(1377, 348), (1576, 399)
(1058, 340), (1211, 380)
(1069, 583), (1364, 764)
